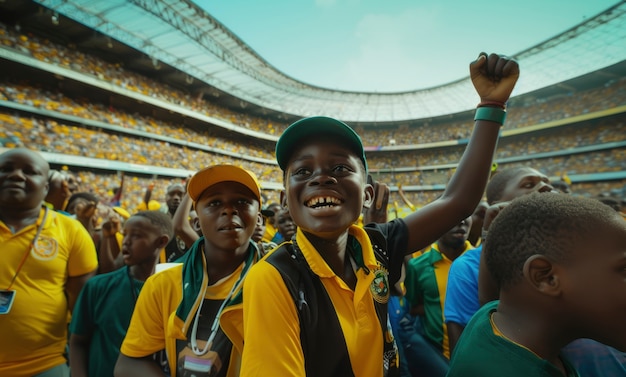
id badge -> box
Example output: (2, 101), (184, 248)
(178, 340), (221, 377)
(182, 356), (213, 373)
(0, 290), (16, 315)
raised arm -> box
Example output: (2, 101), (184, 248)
(362, 175), (390, 225)
(98, 212), (124, 274)
(402, 53), (519, 254)
(109, 172), (125, 206)
(143, 182), (155, 207)
(171, 191), (200, 248)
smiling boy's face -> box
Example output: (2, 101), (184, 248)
(283, 137), (372, 239)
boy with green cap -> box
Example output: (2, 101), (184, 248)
(115, 164), (263, 377)
(221, 52), (520, 377)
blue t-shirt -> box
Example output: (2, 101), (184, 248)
(444, 245), (482, 326)
(561, 339), (626, 377)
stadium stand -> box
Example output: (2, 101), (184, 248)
(0, 0), (624, 214)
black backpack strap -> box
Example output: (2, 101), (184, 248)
(266, 244), (354, 377)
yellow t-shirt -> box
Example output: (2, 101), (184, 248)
(261, 222), (278, 244)
(0, 208), (98, 376)
(121, 261), (243, 377)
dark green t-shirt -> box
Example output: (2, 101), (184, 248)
(70, 266), (144, 377)
(447, 301), (580, 377)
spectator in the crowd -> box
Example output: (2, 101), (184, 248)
(0, 148), (98, 376)
(447, 193), (626, 376)
(69, 210), (173, 377)
(253, 208), (278, 257)
(159, 183), (189, 262)
(222, 52), (520, 376)
(274, 207), (297, 244)
(262, 202), (282, 243)
(444, 166), (555, 355)
(404, 216), (473, 375)
(45, 169), (72, 212)
(115, 165), (263, 377)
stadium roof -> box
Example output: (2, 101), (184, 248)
(12, 0), (626, 122)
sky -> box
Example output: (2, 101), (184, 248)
(194, 0), (620, 93)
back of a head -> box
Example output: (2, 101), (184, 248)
(596, 196), (621, 212)
(66, 192), (100, 214)
(484, 192), (621, 290)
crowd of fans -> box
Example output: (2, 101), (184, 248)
(0, 23), (287, 135)
(1, 12), (626, 377)
(0, 82), (275, 160)
(2, 20), (625, 143)
(0, 21), (624, 210)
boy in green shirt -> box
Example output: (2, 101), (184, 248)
(70, 210), (173, 377)
(447, 193), (626, 376)
(405, 217), (473, 362)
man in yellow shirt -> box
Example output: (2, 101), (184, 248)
(0, 148), (98, 377)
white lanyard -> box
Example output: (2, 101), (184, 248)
(189, 259), (250, 356)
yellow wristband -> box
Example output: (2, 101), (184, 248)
(474, 107), (506, 125)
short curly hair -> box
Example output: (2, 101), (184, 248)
(484, 192), (621, 290)
(485, 166), (530, 205)
(132, 210), (174, 241)
(66, 192), (99, 211)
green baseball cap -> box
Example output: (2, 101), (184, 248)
(275, 116), (367, 172)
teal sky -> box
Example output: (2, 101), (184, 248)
(196, 0), (620, 92)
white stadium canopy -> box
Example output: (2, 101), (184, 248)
(33, 0), (626, 122)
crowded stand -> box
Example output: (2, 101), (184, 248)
(0, 82), (276, 161)
(0, 77), (623, 209)
(356, 75), (626, 146)
(0, 23), (289, 136)
(4, 16), (624, 146)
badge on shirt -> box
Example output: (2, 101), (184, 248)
(370, 267), (390, 304)
(177, 340), (222, 377)
(0, 290), (16, 315)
